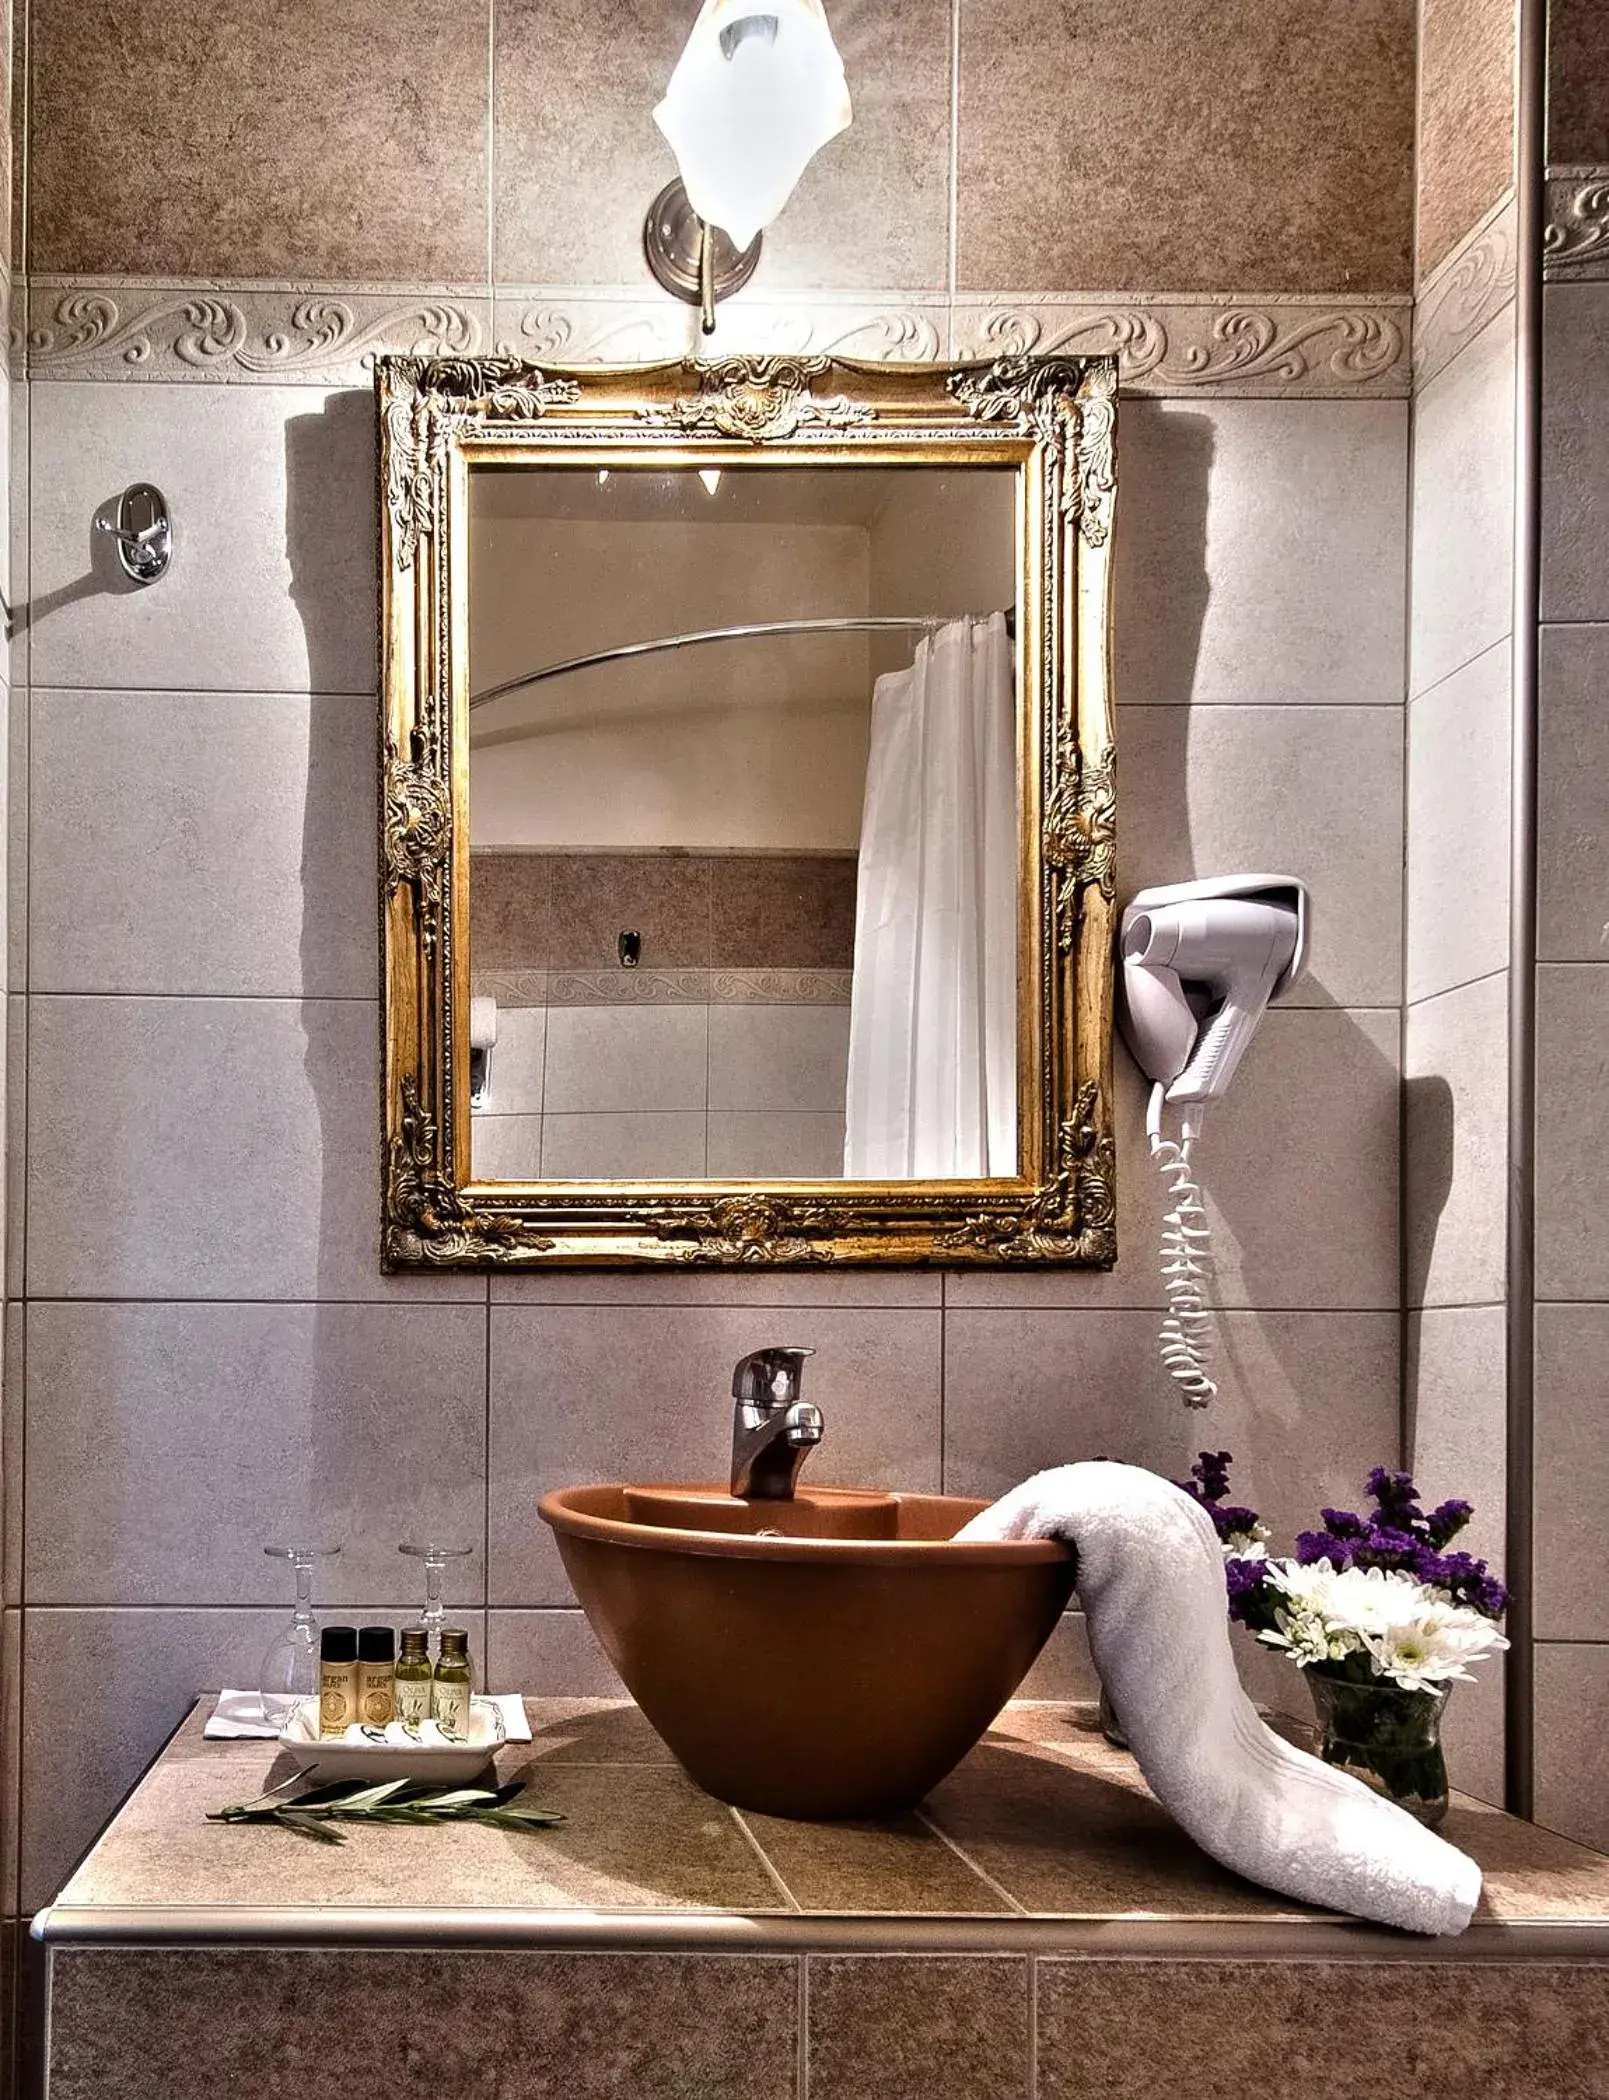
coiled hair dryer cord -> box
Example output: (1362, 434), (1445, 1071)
(1146, 1081), (1217, 1408)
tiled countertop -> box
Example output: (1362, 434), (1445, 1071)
(35, 1697), (1609, 1956)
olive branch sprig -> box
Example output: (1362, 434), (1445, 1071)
(209, 1775), (565, 1846)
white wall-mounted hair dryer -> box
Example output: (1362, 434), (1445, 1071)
(1117, 874), (1309, 1408)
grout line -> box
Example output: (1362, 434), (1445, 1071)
(1404, 964), (1510, 1010)
(482, 1249), (492, 1621)
(798, 1947), (810, 2099)
(727, 1807), (802, 1912)
(946, 0), (961, 314)
(1027, 1950), (1039, 2099)
(938, 1276), (948, 1493)
(913, 1808), (1027, 1914)
(13, 1295), (1405, 1314)
(485, 0), (496, 305)
(1406, 630), (1511, 710)
(24, 989), (379, 1003)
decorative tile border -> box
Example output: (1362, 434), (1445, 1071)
(16, 276), (1413, 396)
(951, 294), (1410, 397)
(1544, 167), (1609, 281)
(1414, 193), (1517, 391)
(493, 288), (949, 368)
(472, 967), (854, 1010)
(14, 279), (496, 385)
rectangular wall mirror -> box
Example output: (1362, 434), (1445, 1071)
(380, 353), (1117, 1268)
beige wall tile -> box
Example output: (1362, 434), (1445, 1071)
(708, 1005), (850, 1114)
(1535, 1642), (1609, 1851)
(29, 385), (375, 696)
(23, 1302), (488, 1607)
(1536, 964), (1609, 1300)
(942, 1309), (1400, 1557)
(1115, 400), (1408, 708)
(3, 1308), (20, 1611)
(1404, 1303), (1507, 1805)
(25, 995), (482, 1301)
(28, 690), (376, 997)
(470, 1112), (544, 1181)
(543, 1005), (707, 1114)
(807, 1956), (1030, 2100)
(1408, 303), (1517, 700)
(1404, 971), (1509, 1309)
(950, 1007), (1400, 1313)
(706, 1111), (845, 1178)
(955, 0), (1414, 294)
(1539, 624), (1609, 961)
(493, 0), (951, 292)
(1548, 0), (1609, 162)
(1118, 704), (1403, 1007)
(486, 1609), (625, 1698)
(1541, 283), (1609, 626)
(20, 1606), (285, 1908)
(1017, 1611), (1100, 1701)
(1406, 640), (1512, 1002)
(7, 662), (25, 995)
(1416, 0), (1517, 281)
(1535, 1305), (1609, 1641)
(540, 1110), (707, 1178)
(488, 1303), (943, 1602)
(4, 996), (21, 1303)
(29, 0), (490, 280)
(1442, 1656), (1506, 1808)
(480, 1004), (546, 1116)
(1405, 1306), (1508, 1565)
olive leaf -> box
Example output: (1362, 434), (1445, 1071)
(209, 1775), (565, 1845)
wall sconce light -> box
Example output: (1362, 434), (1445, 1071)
(644, 0), (851, 335)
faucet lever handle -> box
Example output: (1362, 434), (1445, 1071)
(731, 1345), (815, 1411)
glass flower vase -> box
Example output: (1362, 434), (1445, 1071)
(1307, 1670), (1450, 1827)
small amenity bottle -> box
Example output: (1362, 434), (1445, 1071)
(318, 1626), (360, 1738)
(432, 1627), (473, 1738)
(394, 1628), (433, 1727)
(357, 1625), (396, 1726)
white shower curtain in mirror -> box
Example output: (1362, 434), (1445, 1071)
(844, 611), (1017, 1178)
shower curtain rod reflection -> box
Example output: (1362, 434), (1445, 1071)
(468, 609), (1015, 710)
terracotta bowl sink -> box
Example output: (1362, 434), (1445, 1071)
(539, 1483), (1077, 1820)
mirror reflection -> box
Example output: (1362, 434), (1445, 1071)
(467, 463), (1019, 1185)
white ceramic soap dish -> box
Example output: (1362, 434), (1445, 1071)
(277, 1694), (530, 1782)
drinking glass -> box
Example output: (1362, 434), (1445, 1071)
(258, 1543), (341, 1730)
(399, 1541), (475, 1678)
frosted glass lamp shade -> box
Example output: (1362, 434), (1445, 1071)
(654, 0), (852, 251)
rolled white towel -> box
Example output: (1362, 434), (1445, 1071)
(958, 1461), (1482, 1936)
(470, 996), (499, 1050)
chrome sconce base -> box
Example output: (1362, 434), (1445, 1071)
(643, 178), (762, 335)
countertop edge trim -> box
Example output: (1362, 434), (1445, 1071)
(31, 1907), (1609, 1963)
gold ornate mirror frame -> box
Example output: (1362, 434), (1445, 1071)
(379, 351), (1116, 1269)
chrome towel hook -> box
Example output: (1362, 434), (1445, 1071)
(97, 482), (172, 584)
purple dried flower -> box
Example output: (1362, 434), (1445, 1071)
(1295, 1529), (1357, 1568)
(1225, 1555), (1274, 1629)
(1319, 1507), (1369, 1539)
(1426, 1498), (1474, 1547)
(1366, 1467), (1425, 1528)
(1186, 1451), (1235, 1505)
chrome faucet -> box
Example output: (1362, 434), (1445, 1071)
(730, 1347), (822, 1499)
